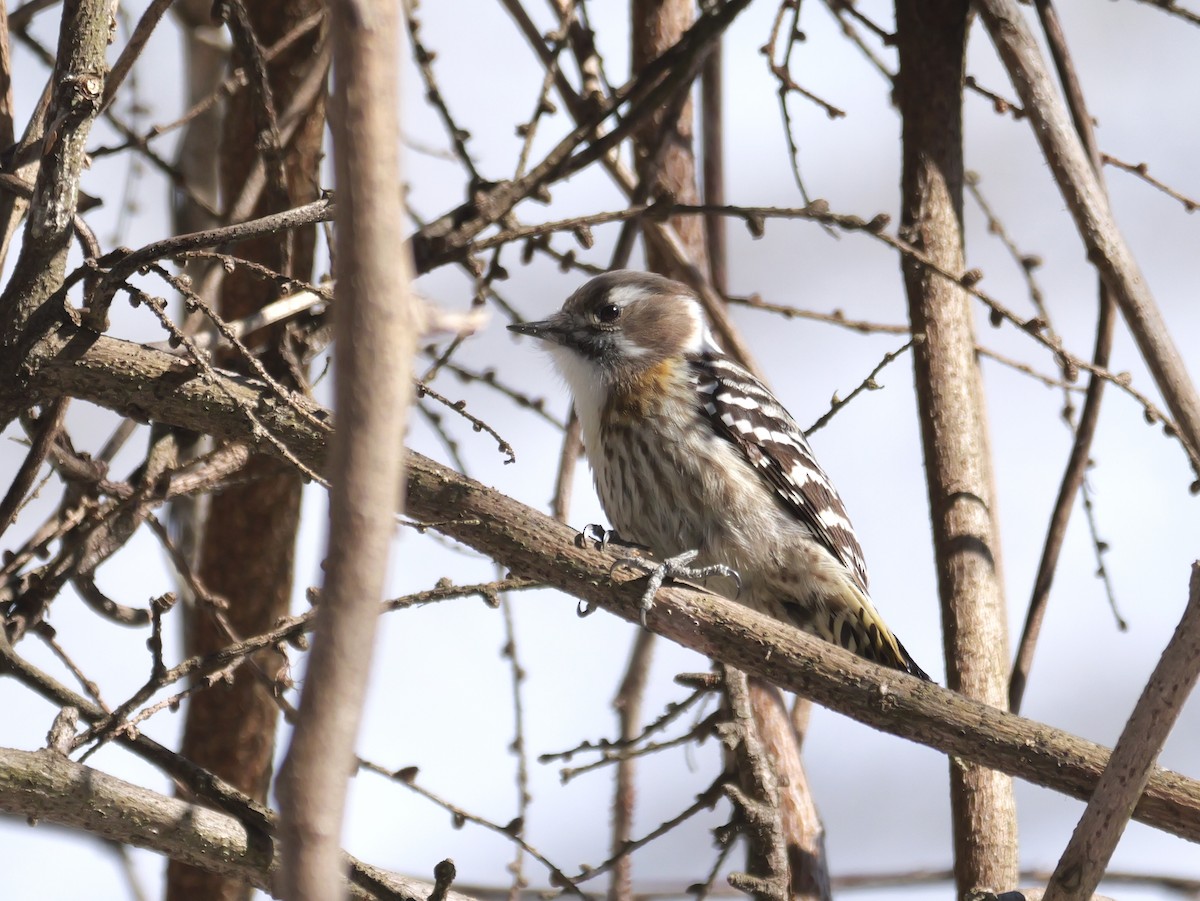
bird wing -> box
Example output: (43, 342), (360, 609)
(691, 354), (870, 593)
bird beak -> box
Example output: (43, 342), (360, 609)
(507, 315), (567, 344)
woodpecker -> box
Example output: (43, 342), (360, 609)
(508, 270), (929, 680)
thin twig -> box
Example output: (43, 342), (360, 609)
(725, 292), (908, 334)
(1009, 0), (1120, 714)
(1129, 0), (1200, 28)
(978, 0), (1200, 483)
(1101, 152), (1200, 213)
(499, 590), (532, 901)
(362, 761), (581, 895)
(0, 398), (66, 534)
(416, 382), (516, 464)
(551, 412), (583, 523)
(540, 687), (710, 765)
(805, 337), (918, 436)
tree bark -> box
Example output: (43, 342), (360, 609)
(0, 0), (107, 424)
(0, 746), (472, 901)
(896, 0), (1019, 894)
(168, 2), (327, 899)
(276, 0), (415, 897)
(1042, 564), (1200, 901)
(632, 0), (706, 279)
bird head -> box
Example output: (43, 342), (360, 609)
(507, 270), (716, 388)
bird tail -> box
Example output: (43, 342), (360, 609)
(889, 636), (931, 682)
(785, 590), (933, 682)
(849, 608), (931, 681)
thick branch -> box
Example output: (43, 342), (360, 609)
(0, 746), (474, 901)
(897, 0), (1018, 890)
(24, 331), (1200, 845)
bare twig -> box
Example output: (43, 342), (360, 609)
(1101, 152), (1200, 213)
(497, 0), (760, 372)
(726, 292), (908, 335)
(416, 382), (516, 464)
(0, 398), (66, 534)
(700, 29), (727, 293)
(965, 173), (1049, 324)
(762, 0), (844, 206)
(1129, 0), (1200, 28)
(361, 761), (580, 895)
(805, 337), (917, 436)
(402, 0), (481, 182)
(499, 590), (532, 901)
(822, 0), (893, 80)
(555, 712), (721, 783)
(539, 686), (710, 768)
(1010, 0), (1117, 714)
(577, 780), (724, 885)
(101, 0), (174, 112)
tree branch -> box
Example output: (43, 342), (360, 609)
(276, 0), (416, 898)
(976, 0), (1200, 482)
(1010, 0), (1116, 714)
(897, 0), (1018, 890)
(0, 0), (107, 422)
(1042, 563), (1200, 901)
(0, 746), (475, 901)
(23, 330), (1200, 847)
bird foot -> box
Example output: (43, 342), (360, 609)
(612, 549), (741, 626)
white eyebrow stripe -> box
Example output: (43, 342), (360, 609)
(607, 285), (653, 307)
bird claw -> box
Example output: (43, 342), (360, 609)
(576, 524), (607, 550)
(611, 550), (741, 627)
(576, 524), (649, 553)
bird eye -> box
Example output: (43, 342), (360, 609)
(597, 303), (621, 323)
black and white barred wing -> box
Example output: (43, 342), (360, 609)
(690, 355), (871, 593)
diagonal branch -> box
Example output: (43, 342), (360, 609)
(1042, 563), (1200, 901)
(1010, 0), (1117, 714)
(22, 330), (1200, 846)
(0, 746), (475, 901)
